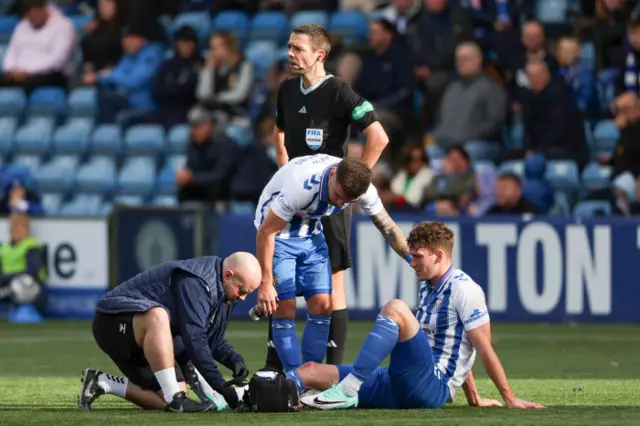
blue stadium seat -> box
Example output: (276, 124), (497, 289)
(167, 124), (189, 154)
(573, 200), (612, 218)
(581, 42), (595, 71)
(14, 118), (55, 155)
(172, 12), (212, 47)
(91, 124), (123, 156)
(225, 123), (251, 146)
(118, 157), (156, 196)
(425, 143), (444, 160)
(463, 140), (501, 162)
(113, 194), (144, 206)
(329, 11), (368, 44)
(507, 120), (524, 149)
(250, 12), (289, 43)
(230, 201), (255, 214)
(41, 193), (63, 215)
(75, 156), (117, 194)
(244, 40), (277, 80)
(152, 195), (178, 207)
(593, 120), (619, 155)
(68, 86), (97, 118)
(536, 0), (568, 23)
(168, 154), (187, 170)
(581, 162), (612, 191)
(13, 154), (41, 176)
(0, 88), (26, 118)
(58, 194), (104, 217)
(212, 11), (250, 43)
(69, 15), (92, 34)
(498, 160), (525, 178)
(35, 155), (80, 193)
(52, 118), (93, 155)
(0, 116), (17, 155)
(124, 124), (166, 156)
(156, 164), (176, 195)
(27, 86), (67, 118)
(290, 11), (329, 29)
(546, 160), (580, 190)
(0, 15), (18, 43)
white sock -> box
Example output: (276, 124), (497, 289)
(98, 373), (129, 398)
(338, 373), (363, 396)
(154, 367), (182, 403)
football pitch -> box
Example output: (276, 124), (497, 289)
(1, 321), (639, 425)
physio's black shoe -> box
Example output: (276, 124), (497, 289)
(165, 391), (215, 413)
(78, 368), (105, 411)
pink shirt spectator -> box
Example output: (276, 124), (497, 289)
(3, 4), (76, 77)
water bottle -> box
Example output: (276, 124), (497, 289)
(249, 305), (265, 321)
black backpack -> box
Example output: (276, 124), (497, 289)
(237, 371), (299, 413)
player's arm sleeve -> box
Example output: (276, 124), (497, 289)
(173, 272), (227, 390)
(454, 283), (491, 332)
(357, 183), (384, 216)
(212, 338), (244, 370)
(275, 81), (287, 131)
(338, 82), (379, 132)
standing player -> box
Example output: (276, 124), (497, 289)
(294, 222), (544, 411)
(254, 154), (411, 375)
(266, 23), (390, 371)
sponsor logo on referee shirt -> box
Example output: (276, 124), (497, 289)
(351, 101), (374, 120)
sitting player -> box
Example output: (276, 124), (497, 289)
(289, 221), (544, 410)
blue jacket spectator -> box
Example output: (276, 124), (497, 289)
(522, 153), (554, 214)
(557, 36), (599, 121)
(0, 178), (44, 216)
(153, 26), (203, 130)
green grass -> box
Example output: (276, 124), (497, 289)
(1, 321), (639, 425)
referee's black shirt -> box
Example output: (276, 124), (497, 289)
(275, 75), (379, 159)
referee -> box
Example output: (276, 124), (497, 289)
(263, 23), (389, 372)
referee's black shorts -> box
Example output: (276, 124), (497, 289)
(321, 206), (352, 271)
(92, 311), (185, 391)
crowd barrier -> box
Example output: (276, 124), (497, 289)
(2, 208), (638, 322)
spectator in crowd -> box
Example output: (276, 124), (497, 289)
(422, 145), (478, 215)
(411, 0), (474, 128)
(246, 57), (291, 130)
(80, 0), (124, 82)
(87, 25), (164, 126)
(503, 59), (589, 170)
(176, 106), (240, 204)
(389, 143), (433, 209)
(341, 0), (387, 14)
(1, 0), (75, 93)
(521, 153), (554, 214)
(432, 41), (507, 149)
(0, 178), (44, 216)
(152, 25), (203, 130)
(557, 36), (599, 123)
(336, 51), (362, 86)
(0, 214), (48, 315)
(196, 31), (255, 125)
(616, 18), (640, 96)
(467, 160), (498, 216)
(486, 172), (540, 214)
(375, 0), (422, 37)
(505, 21), (559, 113)
(609, 92), (640, 177)
(355, 18), (413, 154)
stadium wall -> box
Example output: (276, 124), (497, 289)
(2, 210), (638, 323)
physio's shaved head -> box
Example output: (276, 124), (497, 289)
(225, 252), (261, 281)
(222, 252), (262, 301)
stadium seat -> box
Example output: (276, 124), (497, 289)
(463, 140), (501, 162)
(69, 15), (92, 34)
(0, 15), (18, 43)
(0, 87), (26, 118)
(58, 194), (104, 217)
(91, 124), (123, 157)
(14, 118), (55, 155)
(156, 164), (177, 195)
(52, 118), (93, 155)
(41, 193), (63, 215)
(230, 201), (255, 214)
(290, 11), (329, 30)
(425, 143), (444, 160)
(0, 117), (17, 155)
(581, 162), (612, 191)
(113, 194), (144, 206)
(593, 120), (619, 155)
(212, 11), (250, 43)
(250, 12), (289, 43)
(498, 160), (525, 178)
(573, 200), (612, 217)
(13, 154), (41, 176)
(68, 86), (97, 118)
(507, 120), (524, 149)
(152, 195), (178, 207)
(329, 11), (368, 45)
(124, 124), (166, 156)
(172, 12), (212, 47)
(546, 160), (580, 191)
(581, 42), (595, 71)
(167, 124), (189, 154)
(168, 154), (187, 170)
(117, 157), (157, 196)
(536, 0), (568, 23)
(75, 156), (117, 194)
(100, 202), (113, 216)
(226, 123), (251, 146)
(27, 86), (67, 119)
(244, 40), (277, 80)
(35, 155), (80, 194)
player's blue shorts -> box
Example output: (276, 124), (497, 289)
(273, 232), (332, 301)
(337, 330), (450, 409)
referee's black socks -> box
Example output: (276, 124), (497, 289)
(326, 308), (348, 365)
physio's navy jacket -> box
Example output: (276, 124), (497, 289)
(96, 256), (244, 390)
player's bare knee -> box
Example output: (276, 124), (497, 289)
(297, 362), (322, 388)
(273, 299), (297, 318)
(307, 294), (332, 315)
(133, 307), (169, 343)
(381, 299), (412, 324)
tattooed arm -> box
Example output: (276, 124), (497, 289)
(370, 206), (411, 260)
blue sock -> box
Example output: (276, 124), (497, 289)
(286, 369), (306, 395)
(301, 314), (331, 364)
(272, 318), (302, 372)
(352, 314), (399, 381)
